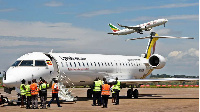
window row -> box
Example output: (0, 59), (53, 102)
(62, 61), (141, 67)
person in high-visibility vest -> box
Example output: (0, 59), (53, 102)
(47, 79), (62, 107)
(101, 80), (110, 108)
(39, 79), (49, 109)
(113, 77), (121, 105)
(30, 79), (39, 109)
(111, 85), (116, 103)
(20, 79), (26, 108)
(92, 78), (101, 106)
(25, 81), (31, 109)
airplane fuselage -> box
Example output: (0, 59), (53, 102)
(3, 52), (158, 88)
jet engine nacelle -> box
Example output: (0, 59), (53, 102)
(145, 28), (152, 31)
(149, 54), (166, 69)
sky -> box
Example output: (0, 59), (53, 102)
(0, 0), (199, 76)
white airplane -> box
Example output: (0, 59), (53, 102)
(2, 32), (197, 100)
(108, 19), (168, 35)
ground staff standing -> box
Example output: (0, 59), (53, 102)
(25, 81), (31, 109)
(101, 81), (110, 108)
(47, 79), (62, 107)
(30, 79), (39, 109)
(111, 85), (116, 103)
(92, 78), (101, 106)
(113, 77), (121, 105)
(39, 79), (49, 109)
(20, 79), (26, 108)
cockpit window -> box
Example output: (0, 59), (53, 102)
(35, 60), (46, 66)
(12, 60), (21, 66)
(19, 60), (33, 66)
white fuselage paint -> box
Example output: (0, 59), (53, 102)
(3, 52), (150, 88)
(115, 19), (168, 35)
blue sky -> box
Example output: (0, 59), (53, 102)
(0, 0), (199, 76)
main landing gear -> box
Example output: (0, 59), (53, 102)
(127, 85), (139, 99)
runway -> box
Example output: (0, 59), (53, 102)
(0, 88), (199, 112)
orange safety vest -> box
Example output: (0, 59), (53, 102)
(52, 83), (58, 93)
(101, 84), (110, 95)
(30, 83), (39, 95)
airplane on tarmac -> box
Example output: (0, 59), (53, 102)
(108, 19), (168, 35)
(2, 32), (198, 100)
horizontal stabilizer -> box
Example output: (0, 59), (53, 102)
(126, 36), (194, 41)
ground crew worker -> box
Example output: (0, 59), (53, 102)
(25, 81), (31, 109)
(111, 85), (116, 103)
(38, 77), (43, 107)
(47, 79), (62, 107)
(20, 79), (26, 108)
(30, 79), (39, 109)
(101, 80), (110, 108)
(98, 77), (103, 105)
(39, 79), (49, 109)
(113, 77), (121, 105)
(92, 78), (101, 106)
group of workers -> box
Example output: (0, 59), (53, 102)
(92, 77), (121, 108)
(20, 77), (62, 109)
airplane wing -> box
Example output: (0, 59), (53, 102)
(109, 78), (199, 84)
(117, 23), (141, 29)
(126, 36), (194, 41)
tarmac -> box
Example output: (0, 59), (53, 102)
(0, 88), (199, 112)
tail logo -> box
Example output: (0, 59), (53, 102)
(109, 23), (120, 32)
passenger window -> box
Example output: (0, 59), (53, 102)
(66, 62), (68, 67)
(35, 60), (46, 66)
(87, 62), (89, 67)
(78, 62), (81, 67)
(82, 62), (85, 67)
(74, 62), (76, 67)
(19, 60), (33, 66)
(94, 62), (96, 66)
(70, 62), (72, 67)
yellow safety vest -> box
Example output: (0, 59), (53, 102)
(25, 84), (31, 96)
(114, 81), (121, 91)
(20, 84), (26, 95)
(93, 81), (101, 92)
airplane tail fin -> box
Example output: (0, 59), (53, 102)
(126, 32), (194, 59)
(108, 23), (120, 32)
(145, 32), (159, 59)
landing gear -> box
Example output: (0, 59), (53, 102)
(127, 85), (139, 99)
(87, 88), (93, 98)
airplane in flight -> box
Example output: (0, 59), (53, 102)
(108, 19), (168, 35)
(2, 32), (197, 100)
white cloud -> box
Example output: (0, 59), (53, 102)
(78, 3), (198, 17)
(168, 48), (199, 59)
(44, 1), (63, 7)
(125, 15), (199, 22)
(78, 10), (121, 17)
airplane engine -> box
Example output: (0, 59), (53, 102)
(145, 28), (152, 31)
(149, 54), (166, 69)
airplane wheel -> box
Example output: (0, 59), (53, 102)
(133, 89), (138, 99)
(127, 89), (132, 98)
(87, 89), (93, 98)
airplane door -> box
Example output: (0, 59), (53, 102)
(114, 60), (121, 73)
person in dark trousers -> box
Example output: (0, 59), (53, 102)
(20, 79), (26, 108)
(92, 78), (101, 106)
(38, 77), (43, 107)
(113, 77), (121, 105)
(101, 80), (110, 108)
(30, 79), (39, 109)
(39, 79), (49, 109)
(111, 85), (116, 103)
(47, 79), (62, 107)
(25, 81), (31, 109)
